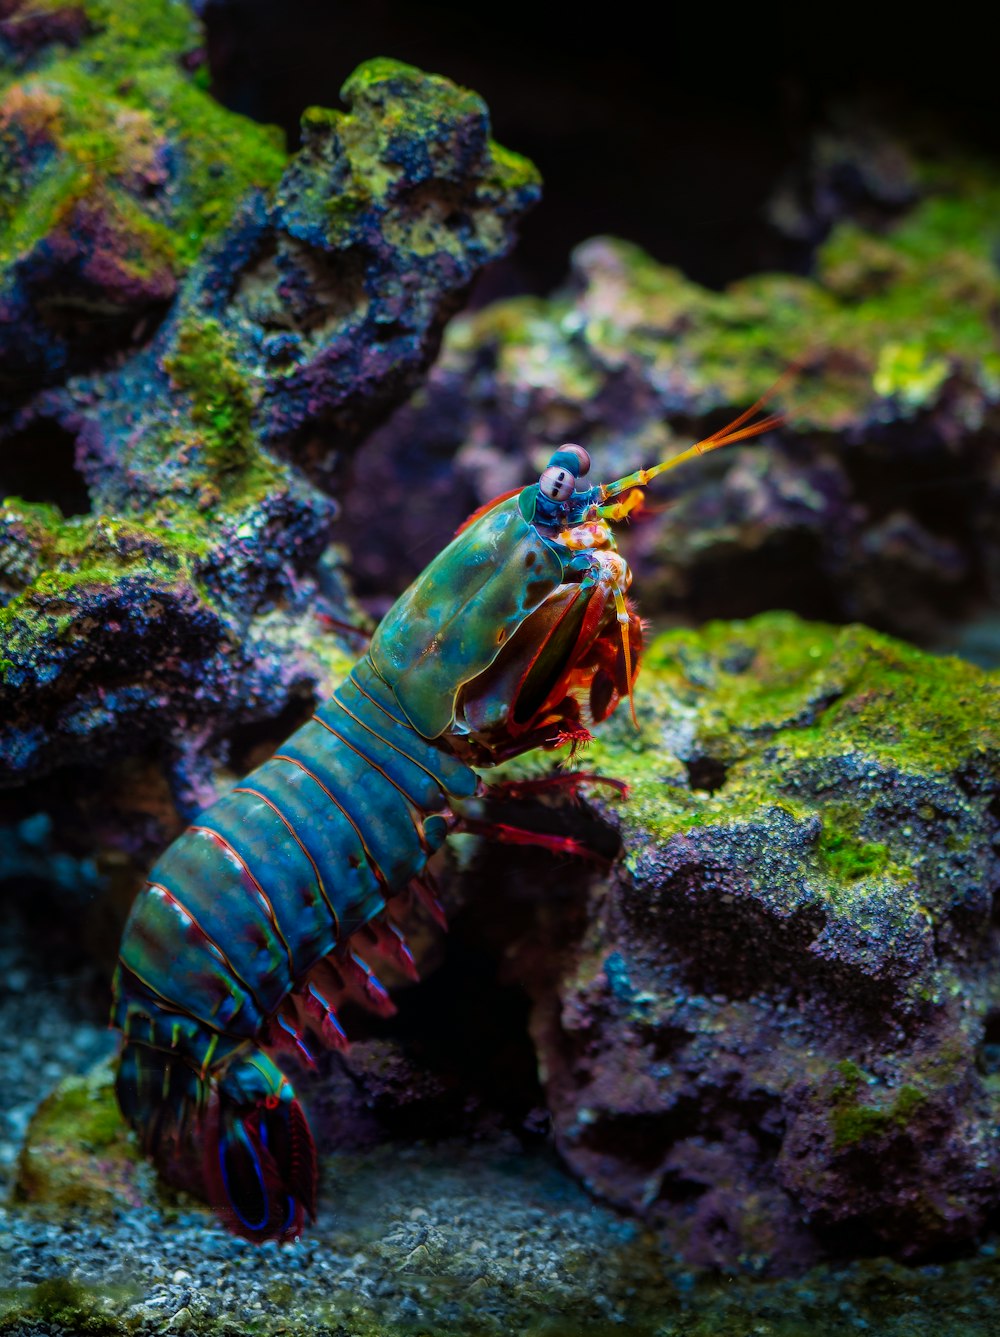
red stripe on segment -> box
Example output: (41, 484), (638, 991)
(272, 754), (390, 889)
(189, 826), (296, 978)
(117, 887), (254, 1038)
(232, 787), (340, 940)
(348, 672), (409, 729)
(324, 692), (449, 794)
(148, 880), (267, 1016)
(310, 714), (430, 854)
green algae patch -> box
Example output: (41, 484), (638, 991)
(817, 819), (891, 883)
(641, 614), (845, 735)
(164, 318), (259, 480)
(615, 611), (999, 780)
(0, 499), (213, 678)
(0, 0), (286, 272)
(0, 1277), (129, 1336)
(777, 627), (999, 778)
(13, 1058), (146, 1217)
(828, 1060), (927, 1149)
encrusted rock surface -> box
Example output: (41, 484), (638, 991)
(340, 134), (1000, 642)
(490, 613), (1000, 1271)
(0, 0), (287, 403)
(0, 4), (539, 837)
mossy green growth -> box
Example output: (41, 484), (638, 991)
(0, 498), (212, 676)
(828, 1060), (926, 1149)
(318, 58), (539, 250)
(13, 1058), (145, 1215)
(150, 314), (291, 521)
(632, 611), (999, 779)
(818, 819), (890, 882)
(164, 318), (255, 474)
(541, 612), (1000, 938)
(0, 0), (286, 271)
(0, 1277), (127, 1336)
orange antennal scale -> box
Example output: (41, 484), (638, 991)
(599, 367), (795, 502)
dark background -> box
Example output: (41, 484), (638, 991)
(200, 0), (1000, 294)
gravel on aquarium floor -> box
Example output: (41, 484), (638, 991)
(3, 1142), (1000, 1336)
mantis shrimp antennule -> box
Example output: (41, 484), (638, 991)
(599, 367), (795, 503)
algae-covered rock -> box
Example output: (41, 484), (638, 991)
(0, 0), (287, 402)
(75, 56), (541, 507)
(13, 1056), (153, 1217)
(0, 27), (539, 829)
(491, 612), (1000, 1270)
(342, 138), (1000, 642)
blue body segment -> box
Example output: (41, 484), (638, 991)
(240, 757), (383, 938)
(197, 790), (333, 981)
(113, 655), (478, 1083)
(314, 700), (445, 817)
(337, 658), (480, 799)
(146, 826), (293, 1018)
(119, 882), (263, 1038)
(278, 722), (427, 890)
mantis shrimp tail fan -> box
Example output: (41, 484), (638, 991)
(203, 1053), (317, 1243)
(116, 1038), (315, 1243)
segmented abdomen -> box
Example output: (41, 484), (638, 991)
(113, 653), (477, 1133)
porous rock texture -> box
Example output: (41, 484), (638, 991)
(491, 612), (1000, 1272)
(0, 0), (540, 844)
(340, 123), (1000, 645)
(0, 0), (286, 403)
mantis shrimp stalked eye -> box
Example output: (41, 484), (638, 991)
(112, 378), (788, 1241)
